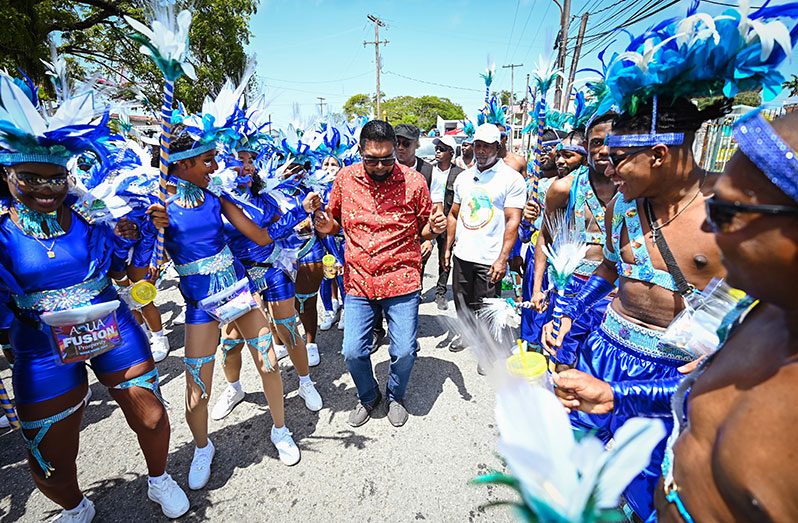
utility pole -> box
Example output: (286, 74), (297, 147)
(520, 73), (531, 155)
(364, 14), (388, 119)
(317, 97), (326, 114)
(552, 0), (571, 111)
(562, 12), (588, 113)
(502, 63), (524, 150)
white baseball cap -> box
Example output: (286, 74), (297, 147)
(473, 123), (501, 144)
(433, 135), (457, 153)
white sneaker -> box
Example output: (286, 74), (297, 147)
(271, 427), (301, 466)
(151, 335), (170, 363)
(332, 299), (342, 315)
(298, 380), (323, 412)
(188, 440), (215, 490)
(211, 385), (245, 421)
(318, 311), (336, 331)
(306, 343), (320, 367)
(0, 415), (9, 429)
(52, 497), (95, 522)
(337, 308), (345, 330)
(147, 473), (190, 518)
(274, 343), (289, 361)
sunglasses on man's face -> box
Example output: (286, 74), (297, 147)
(396, 138), (414, 148)
(608, 147), (650, 167)
(705, 195), (798, 233)
(362, 155), (396, 167)
(435, 146), (453, 153)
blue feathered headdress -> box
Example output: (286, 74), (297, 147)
(172, 68), (253, 161)
(0, 72), (116, 167)
(600, 0), (798, 137)
(477, 96), (508, 127)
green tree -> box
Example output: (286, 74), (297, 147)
(381, 95), (465, 131)
(695, 91), (762, 110)
(784, 74), (798, 97)
(342, 93), (374, 119)
(0, 0), (257, 111)
(496, 89), (512, 106)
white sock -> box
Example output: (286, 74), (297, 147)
(298, 374), (312, 386)
(150, 329), (165, 339)
(272, 425), (289, 437)
(307, 342), (317, 349)
(148, 472), (168, 485)
(229, 380), (243, 393)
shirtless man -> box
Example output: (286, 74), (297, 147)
(531, 119), (616, 346)
(554, 111), (798, 522)
(496, 123), (527, 175)
(542, 97), (728, 520)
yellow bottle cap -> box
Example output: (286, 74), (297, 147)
(506, 352), (548, 379)
(130, 280), (157, 305)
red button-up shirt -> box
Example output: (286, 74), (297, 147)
(327, 162), (432, 300)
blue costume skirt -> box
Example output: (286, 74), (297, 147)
(179, 259), (248, 325)
(520, 245), (547, 347)
(10, 287), (151, 405)
(573, 306), (686, 520)
(246, 265), (296, 303)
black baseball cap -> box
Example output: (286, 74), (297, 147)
(394, 123), (420, 141)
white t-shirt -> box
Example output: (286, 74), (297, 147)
(430, 164), (451, 204)
(453, 159), (527, 265)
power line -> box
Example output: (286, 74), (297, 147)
(508, 0), (538, 60)
(383, 71), (483, 92)
(504, 0), (522, 63)
(262, 71), (371, 85)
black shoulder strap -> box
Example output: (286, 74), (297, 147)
(644, 199), (693, 296)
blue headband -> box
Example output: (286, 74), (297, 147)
(734, 111), (798, 204)
(605, 96), (684, 148)
(0, 153), (71, 167)
(557, 143), (587, 156)
(170, 141), (217, 162)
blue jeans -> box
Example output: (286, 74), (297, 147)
(343, 291), (420, 405)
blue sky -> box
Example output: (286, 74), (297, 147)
(247, 0), (798, 125)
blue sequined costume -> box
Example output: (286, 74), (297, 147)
(221, 192), (303, 304)
(0, 201), (151, 406)
(164, 189), (246, 324)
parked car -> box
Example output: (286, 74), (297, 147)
(417, 137), (436, 162)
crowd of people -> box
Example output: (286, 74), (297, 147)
(2, 2), (798, 522)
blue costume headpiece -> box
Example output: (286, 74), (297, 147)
(734, 109), (798, 204)
(234, 94), (273, 155)
(172, 67), (253, 161)
(0, 72), (116, 167)
(602, 0), (798, 148)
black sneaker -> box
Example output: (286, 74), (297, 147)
(435, 295), (449, 310)
(348, 391), (382, 428)
(387, 400), (409, 427)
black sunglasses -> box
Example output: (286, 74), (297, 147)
(705, 195), (798, 233)
(608, 147), (650, 167)
(362, 155), (396, 167)
(434, 146), (453, 153)
(396, 138), (414, 147)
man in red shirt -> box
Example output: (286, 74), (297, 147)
(314, 120), (447, 428)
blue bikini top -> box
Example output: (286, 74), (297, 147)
(605, 197), (678, 292)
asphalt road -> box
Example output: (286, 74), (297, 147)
(0, 256), (515, 522)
